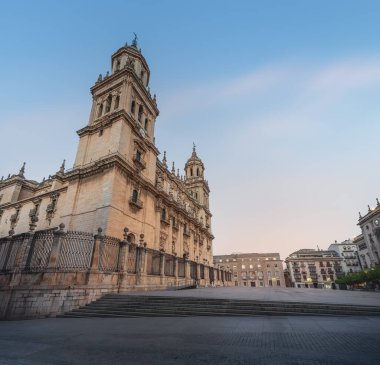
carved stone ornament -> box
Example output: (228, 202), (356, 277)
(159, 232), (167, 251)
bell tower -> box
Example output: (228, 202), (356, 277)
(62, 36), (161, 237)
(184, 144), (210, 209)
(73, 35), (159, 183)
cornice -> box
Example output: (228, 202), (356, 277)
(0, 186), (68, 210)
(77, 110), (160, 156)
(90, 66), (159, 115)
(358, 206), (380, 226)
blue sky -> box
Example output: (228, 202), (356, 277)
(1, 0), (380, 260)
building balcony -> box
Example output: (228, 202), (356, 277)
(161, 217), (170, 226)
(172, 222), (179, 230)
(129, 197), (143, 209)
(133, 154), (146, 169)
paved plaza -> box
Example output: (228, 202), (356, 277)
(128, 286), (380, 306)
(1, 315), (380, 365)
(1, 287), (380, 364)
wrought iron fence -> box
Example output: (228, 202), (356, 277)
(178, 258), (185, 277)
(100, 235), (120, 272)
(209, 267), (214, 283)
(57, 231), (93, 271)
(0, 237), (11, 271)
(146, 248), (160, 275)
(127, 244), (137, 273)
(164, 254), (175, 276)
(25, 230), (54, 271)
(190, 262), (197, 279)
(200, 264), (205, 279)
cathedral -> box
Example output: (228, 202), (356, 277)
(0, 38), (214, 266)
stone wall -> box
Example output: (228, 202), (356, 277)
(0, 225), (232, 320)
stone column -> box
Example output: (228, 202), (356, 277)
(204, 265), (209, 285)
(136, 234), (147, 285)
(117, 228), (129, 272)
(173, 256), (178, 280)
(47, 223), (65, 270)
(90, 228), (103, 272)
(196, 263), (201, 285)
(159, 252), (165, 285)
(21, 232), (36, 270)
(184, 256), (190, 280)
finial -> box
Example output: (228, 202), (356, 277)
(97, 74), (102, 83)
(58, 159), (65, 174)
(18, 162), (26, 177)
(171, 161), (175, 174)
(192, 143), (197, 157)
(1, 176), (3, 181)
(132, 32), (138, 47)
(177, 168), (180, 178)
(106, 71), (109, 78)
(123, 227), (129, 241)
(377, 198), (380, 207)
(7, 174), (10, 178)
(368, 205), (371, 212)
(359, 212), (362, 219)
(162, 151), (167, 168)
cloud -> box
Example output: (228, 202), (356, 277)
(159, 64), (291, 118)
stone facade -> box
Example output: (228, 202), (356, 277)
(328, 240), (361, 273)
(358, 200), (380, 267)
(285, 249), (343, 289)
(0, 39), (232, 319)
(0, 39), (213, 265)
(213, 253), (286, 288)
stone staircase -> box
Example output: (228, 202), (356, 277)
(60, 294), (380, 318)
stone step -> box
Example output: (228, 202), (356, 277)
(61, 294), (380, 318)
(89, 298), (380, 309)
(76, 304), (380, 315)
(92, 297), (380, 311)
(84, 303), (380, 315)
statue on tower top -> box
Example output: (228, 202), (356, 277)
(132, 32), (138, 47)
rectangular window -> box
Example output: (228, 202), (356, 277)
(269, 280), (272, 286)
(277, 280), (281, 286)
(268, 271), (272, 279)
(241, 265), (246, 269)
(260, 281), (264, 287)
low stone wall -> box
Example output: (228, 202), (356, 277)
(0, 226), (232, 319)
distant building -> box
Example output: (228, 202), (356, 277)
(358, 200), (380, 267)
(213, 253), (286, 288)
(285, 249), (343, 289)
(283, 268), (293, 287)
(353, 234), (371, 269)
(328, 240), (361, 273)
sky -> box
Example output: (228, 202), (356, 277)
(1, 0), (380, 261)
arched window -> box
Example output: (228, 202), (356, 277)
(105, 95), (112, 113)
(131, 189), (138, 203)
(190, 168), (193, 176)
(114, 95), (120, 109)
(161, 207), (166, 221)
(97, 104), (103, 117)
(144, 118), (148, 130)
(116, 59), (120, 71)
(138, 105), (143, 121)
(196, 168), (199, 176)
(131, 100), (135, 115)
